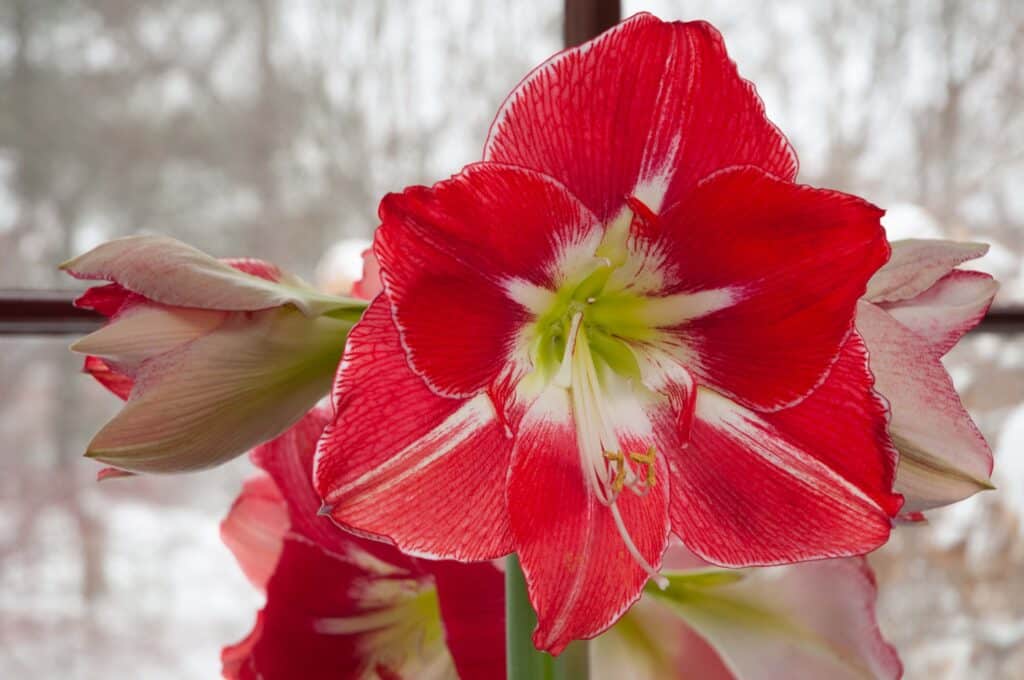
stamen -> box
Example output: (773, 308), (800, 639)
(610, 501), (668, 590)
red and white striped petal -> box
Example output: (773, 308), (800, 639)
(864, 238), (989, 304)
(62, 234), (357, 317)
(669, 336), (899, 566)
(878, 270), (997, 356)
(644, 557), (901, 680)
(375, 162), (601, 397)
(314, 296), (514, 561)
(507, 386), (670, 654)
(857, 301), (994, 513)
(484, 13), (796, 221)
(650, 167), (888, 411)
(220, 473), (289, 591)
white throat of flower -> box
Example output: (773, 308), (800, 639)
(556, 310), (668, 590)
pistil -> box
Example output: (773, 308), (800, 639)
(557, 307), (666, 588)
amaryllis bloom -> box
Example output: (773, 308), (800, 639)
(222, 408), (504, 680)
(316, 13), (901, 651)
(62, 235), (365, 473)
(858, 239), (998, 514)
(592, 545), (901, 680)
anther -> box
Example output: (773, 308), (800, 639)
(604, 450), (627, 494)
(630, 446), (657, 487)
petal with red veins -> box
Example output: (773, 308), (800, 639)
(375, 162), (600, 397)
(220, 473), (289, 591)
(249, 407), (357, 558)
(644, 557), (901, 680)
(429, 560), (507, 680)
(669, 340), (899, 566)
(864, 238), (989, 303)
(484, 13), (796, 221)
(314, 296), (514, 561)
(507, 386), (670, 654)
(61, 234), (359, 317)
(83, 356), (134, 400)
(651, 166), (888, 411)
(878, 270), (997, 356)
(857, 301), (994, 513)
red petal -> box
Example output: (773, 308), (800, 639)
(653, 166), (888, 411)
(507, 387), (670, 654)
(249, 407), (360, 558)
(429, 561), (507, 680)
(83, 355), (134, 400)
(220, 474), (289, 591)
(484, 13), (796, 221)
(74, 282), (136, 317)
(222, 539), (376, 680)
(669, 338), (898, 566)
(314, 296), (514, 560)
(375, 162), (599, 397)
(95, 466), (135, 482)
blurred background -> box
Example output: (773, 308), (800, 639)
(0, 0), (1021, 677)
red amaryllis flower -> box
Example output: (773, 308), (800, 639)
(222, 408), (504, 680)
(315, 13), (901, 651)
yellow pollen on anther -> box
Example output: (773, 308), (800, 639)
(604, 450), (627, 493)
(630, 446), (657, 487)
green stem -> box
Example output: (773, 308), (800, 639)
(506, 555), (590, 680)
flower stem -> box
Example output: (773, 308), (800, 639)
(505, 554), (589, 679)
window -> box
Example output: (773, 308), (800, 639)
(3, 1), (1021, 678)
